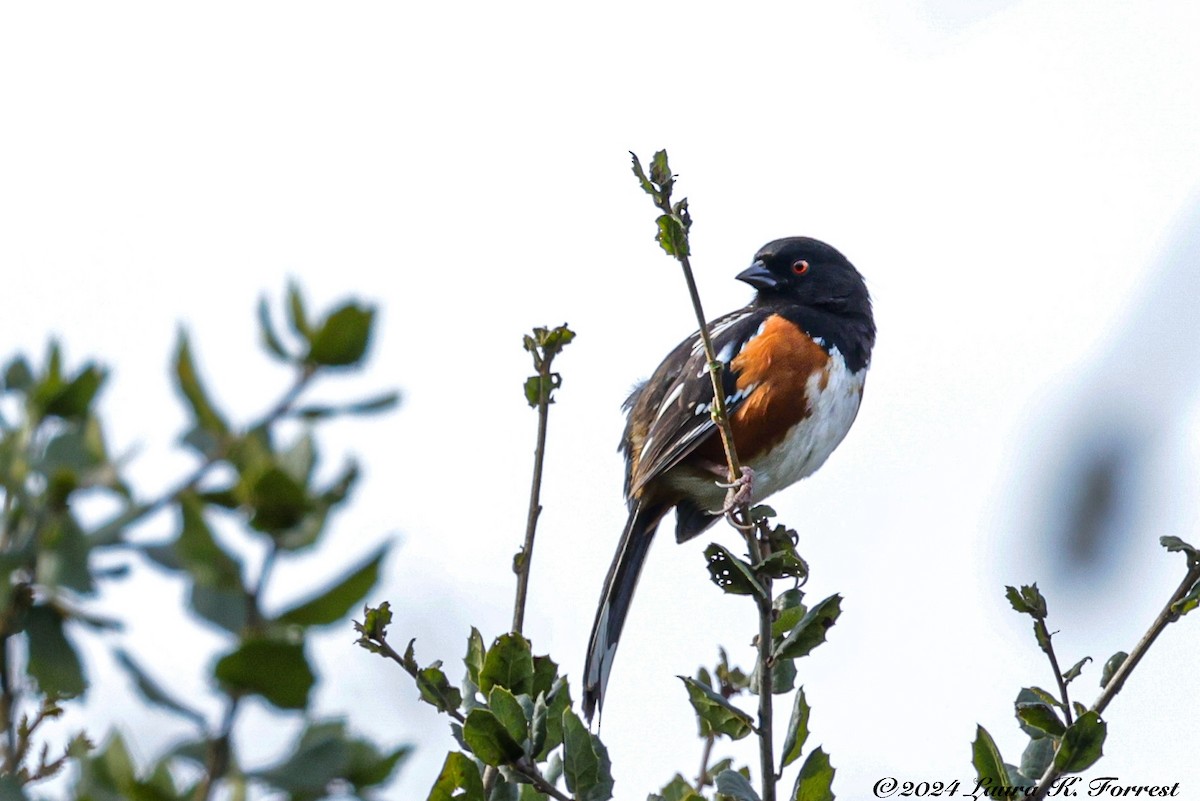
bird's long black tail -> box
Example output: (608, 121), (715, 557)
(582, 501), (667, 722)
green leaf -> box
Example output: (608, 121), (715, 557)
(214, 638), (315, 710)
(971, 726), (1009, 790)
(774, 594), (842, 660)
(680, 676), (754, 740)
(115, 648), (206, 727)
(531, 654), (559, 699)
(1053, 711), (1106, 773)
(655, 774), (704, 801)
(715, 770), (761, 801)
(656, 213), (689, 258)
(427, 751), (484, 801)
(276, 544), (388, 626)
(630, 152), (655, 196)
(772, 589), (807, 638)
(755, 541), (809, 582)
(344, 740), (411, 791)
(464, 627), (486, 688)
(781, 687), (811, 768)
(1062, 656), (1092, 685)
(307, 302), (376, 367)
(173, 332), (229, 436)
(257, 296), (292, 361)
(1019, 736), (1054, 783)
(793, 746), (836, 801)
(190, 583), (248, 635)
(3, 356), (34, 392)
(40, 364), (106, 420)
(0, 774), (30, 800)
(462, 709), (524, 766)
(1171, 578), (1200, 616)
(249, 466), (310, 533)
(524, 372), (564, 408)
(287, 281), (312, 338)
(294, 390), (402, 420)
(538, 676), (572, 759)
(561, 708), (614, 801)
(488, 686), (529, 748)
(417, 663), (463, 713)
(1004, 584), (1048, 619)
(1100, 651), (1128, 688)
(253, 720), (350, 795)
(704, 544), (766, 598)
(25, 604), (87, 697)
(174, 492), (244, 590)
(479, 633), (534, 696)
(1160, 535), (1200, 567)
(649, 150), (674, 195)
(1015, 702), (1066, 738)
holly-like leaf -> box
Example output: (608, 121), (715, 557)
(1062, 656), (1092, 685)
(774, 594), (842, 660)
(772, 589), (807, 638)
(1160, 535), (1200, 567)
(1004, 584), (1048, 619)
(428, 751), (484, 801)
(561, 708), (614, 801)
(680, 676), (754, 740)
(970, 726), (1009, 791)
(781, 687), (811, 768)
(464, 627), (486, 688)
(462, 709), (523, 766)
(715, 770), (760, 801)
(479, 633), (534, 696)
(1019, 736), (1054, 783)
(1015, 702), (1066, 739)
(793, 747), (836, 801)
(1053, 711), (1106, 773)
(488, 686), (529, 748)
(705, 544), (765, 598)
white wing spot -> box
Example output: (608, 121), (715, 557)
(654, 382), (685, 422)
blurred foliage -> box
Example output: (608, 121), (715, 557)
(0, 285), (403, 799)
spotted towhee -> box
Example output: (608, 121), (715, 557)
(582, 236), (876, 721)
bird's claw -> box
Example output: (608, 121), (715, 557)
(717, 466), (755, 528)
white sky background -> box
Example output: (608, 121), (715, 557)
(2, 2), (1200, 799)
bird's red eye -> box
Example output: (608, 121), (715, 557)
(792, 260), (810, 275)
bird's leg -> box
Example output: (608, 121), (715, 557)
(717, 466), (755, 529)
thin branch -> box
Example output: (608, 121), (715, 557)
(1037, 622), (1073, 726)
(1029, 561), (1200, 801)
(695, 733), (716, 792)
(512, 358), (551, 635)
(647, 166), (775, 801)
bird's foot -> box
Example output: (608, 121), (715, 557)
(717, 466), (755, 529)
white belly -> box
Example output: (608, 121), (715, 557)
(672, 346), (866, 509)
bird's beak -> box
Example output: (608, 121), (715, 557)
(736, 259), (779, 290)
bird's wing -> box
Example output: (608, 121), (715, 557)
(624, 307), (770, 496)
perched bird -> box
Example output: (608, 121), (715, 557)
(582, 236), (876, 721)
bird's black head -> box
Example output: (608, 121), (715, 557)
(737, 237), (872, 320)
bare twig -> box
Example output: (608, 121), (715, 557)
(1029, 561), (1200, 801)
(695, 733), (716, 792)
(638, 151), (776, 801)
(512, 356), (552, 635)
